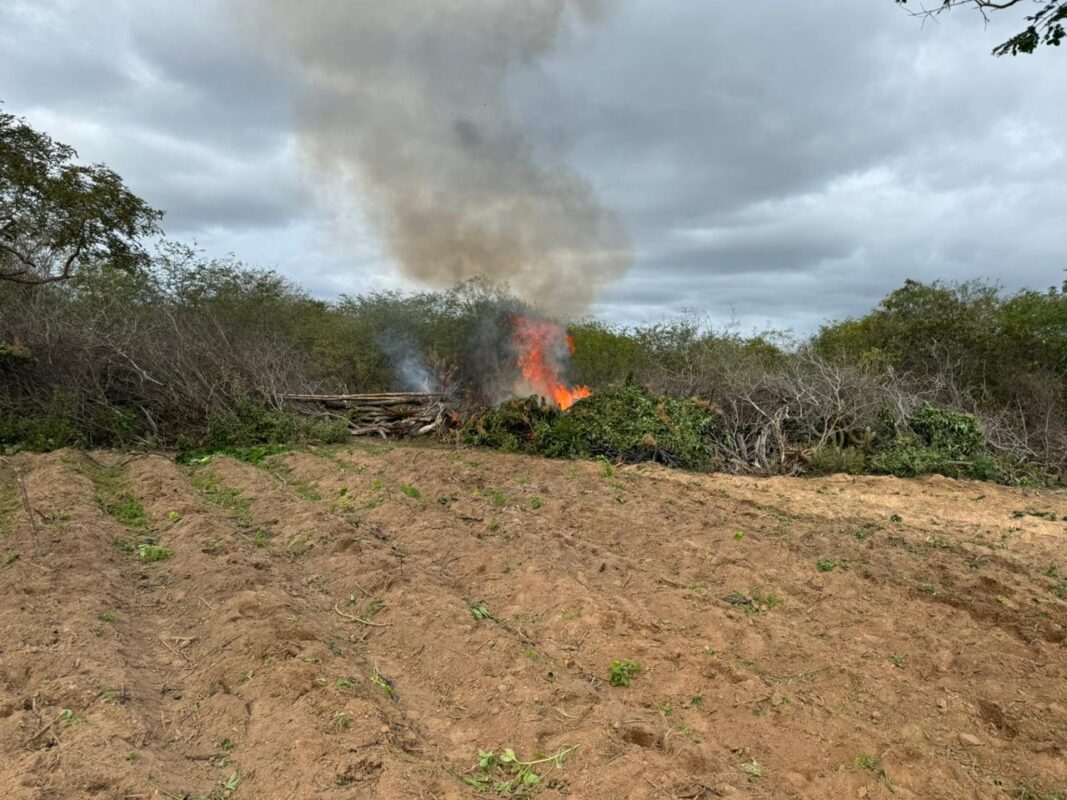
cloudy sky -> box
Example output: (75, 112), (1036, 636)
(2, 0), (1063, 334)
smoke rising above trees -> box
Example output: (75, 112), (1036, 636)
(241, 0), (631, 314)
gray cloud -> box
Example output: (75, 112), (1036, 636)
(1, 0), (1063, 332)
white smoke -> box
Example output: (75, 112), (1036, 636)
(240, 0), (631, 314)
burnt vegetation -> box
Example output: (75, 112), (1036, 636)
(2, 113), (1066, 484)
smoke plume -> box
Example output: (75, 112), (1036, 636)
(244, 1), (631, 314)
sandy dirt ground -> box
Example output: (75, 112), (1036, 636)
(1, 444), (1065, 800)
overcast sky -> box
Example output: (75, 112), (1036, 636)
(2, 0), (1064, 334)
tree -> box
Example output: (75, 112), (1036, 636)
(0, 109), (162, 285)
(896, 0), (1066, 55)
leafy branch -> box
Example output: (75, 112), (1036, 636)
(462, 745), (579, 795)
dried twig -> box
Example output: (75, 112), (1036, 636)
(24, 711), (63, 744)
(333, 602), (390, 627)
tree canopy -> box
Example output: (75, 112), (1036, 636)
(896, 0), (1066, 55)
(0, 109), (162, 285)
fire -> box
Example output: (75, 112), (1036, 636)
(512, 316), (591, 410)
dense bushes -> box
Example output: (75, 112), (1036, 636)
(4, 114), (1062, 480)
(1, 246), (1064, 483)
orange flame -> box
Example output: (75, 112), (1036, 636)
(512, 316), (591, 410)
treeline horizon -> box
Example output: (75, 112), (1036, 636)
(1, 243), (1065, 482)
(2, 110), (1065, 481)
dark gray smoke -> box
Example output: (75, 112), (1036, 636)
(243, 1), (631, 314)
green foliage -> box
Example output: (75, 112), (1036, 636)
(0, 393), (85, 451)
(136, 543), (172, 562)
(178, 443), (290, 466)
(869, 404), (999, 480)
(910, 404), (986, 458)
(465, 744), (577, 795)
(468, 601), (495, 621)
(608, 659), (642, 687)
(466, 384), (724, 470)
(0, 110), (162, 285)
(1, 133), (1062, 489)
(809, 444), (866, 475)
(370, 668), (396, 699)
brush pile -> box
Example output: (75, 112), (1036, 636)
(281, 392), (449, 438)
(464, 383), (725, 470)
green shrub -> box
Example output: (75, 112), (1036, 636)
(0, 393), (85, 451)
(910, 404), (986, 459)
(465, 383), (724, 470)
(809, 445), (866, 475)
(868, 405), (1002, 481)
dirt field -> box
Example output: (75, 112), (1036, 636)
(1, 445), (1065, 800)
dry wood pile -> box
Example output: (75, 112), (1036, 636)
(281, 392), (449, 438)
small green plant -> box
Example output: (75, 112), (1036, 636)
(137, 543), (173, 562)
(851, 522), (879, 541)
(370, 668), (396, 699)
(733, 530), (745, 540)
(104, 496), (150, 529)
(42, 510), (70, 525)
(608, 659), (642, 687)
(189, 470), (252, 524)
(463, 745), (578, 794)
(167, 511), (182, 523)
(597, 455), (615, 477)
(290, 482), (321, 502)
(371, 478), (384, 491)
(335, 677), (353, 689)
(739, 759), (762, 778)
(399, 483), (421, 499)
(218, 771), (240, 793)
(253, 528), (270, 548)
(751, 588), (782, 609)
(529, 497), (543, 510)
(486, 488), (508, 506)
(2, 553), (19, 567)
(468, 601), (495, 621)
(889, 653), (906, 668)
(219, 738), (235, 751)
(98, 611), (117, 623)
(334, 712), (349, 731)
(854, 754), (881, 770)
(658, 700), (673, 716)
(815, 557), (838, 572)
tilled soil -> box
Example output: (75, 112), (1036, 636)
(0, 445), (1065, 800)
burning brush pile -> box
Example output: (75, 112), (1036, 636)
(464, 382), (724, 471)
(284, 312), (725, 471)
(468, 317), (726, 470)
